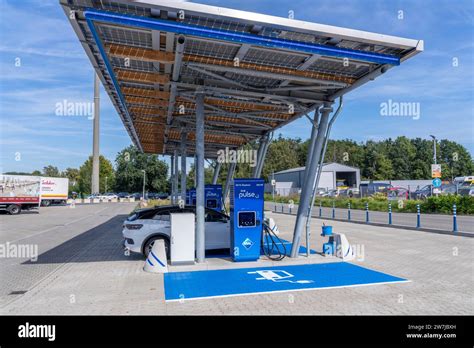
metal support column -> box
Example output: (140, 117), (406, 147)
(212, 161), (221, 185)
(180, 131), (187, 203)
(254, 134), (271, 178)
(195, 91), (206, 263)
(170, 154), (175, 204)
(91, 73), (100, 194)
(290, 102), (333, 258)
(223, 162), (236, 203)
(174, 149), (179, 202)
(305, 97), (343, 256)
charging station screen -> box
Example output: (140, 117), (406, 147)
(238, 211), (256, 227)
(206, 199), (217, 209)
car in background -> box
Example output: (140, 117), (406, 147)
(458, 182), (474, 197)
(360, 182), (392, 196)
(131, 192), (143, 200)
(412, 185), (432, 200)
(117, 192), (131, 199)
(387, 187), (409, 200)
(99, 193), (118, 201)
(122, 205), (230, 258)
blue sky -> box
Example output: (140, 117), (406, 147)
(0, 0), (473, 173)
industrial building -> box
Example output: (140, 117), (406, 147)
(273, 162), (360, 195)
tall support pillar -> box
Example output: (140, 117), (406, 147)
(302, 110), (320, 187)
(180, 132), (187, 203)
(174, 149), (179, 202)
(290, 102), (333, 258)
(91, 73), (100, 194)
(223, 162), (236, 203)
(195, 91), (205, 263)
(254, 134), (270, 178)
(170, 154), (175, 204)
(212, 161), (221, 184)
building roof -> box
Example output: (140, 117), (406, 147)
(274, 162), (360, 174)
(61, 0), (423, 157)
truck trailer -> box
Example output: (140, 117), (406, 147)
(40, 177), (69, 206)
(0, 174), (41, 215)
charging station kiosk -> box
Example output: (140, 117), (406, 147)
(186, 185), (223, 212)
(204, 184), (223, 212)
(230, 178), (264, 262)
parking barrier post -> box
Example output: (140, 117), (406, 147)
(332, 201), (335, 219)
(453, 204), (458, 232)
(416, 204), (421, 228)
(319, 201), (322, 217)
(347, 202), (351, 221)
(365, 202), (369, 223)
(388, 203), (392, 225)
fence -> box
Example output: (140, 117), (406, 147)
(271, 201), (461, 232)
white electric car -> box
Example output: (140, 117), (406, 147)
(122, 205), (230, 258)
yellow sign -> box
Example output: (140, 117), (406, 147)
(431, 164), (441, 178)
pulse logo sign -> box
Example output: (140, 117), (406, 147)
(238, 190), (259, 199)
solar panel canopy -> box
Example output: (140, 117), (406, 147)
(60, 0), (423, 158)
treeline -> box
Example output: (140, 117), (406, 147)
(258, 135), (473, 181)
(6, 136), (473, 194)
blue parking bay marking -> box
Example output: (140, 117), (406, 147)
(164, 262), (408, 301)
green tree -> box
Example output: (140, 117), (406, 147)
(42, 165), (62, 177)
(63, 167), (80, 193)
(78, 155), (115, 194)
(439, 140), (474, 180)
(115, 145), (168, 193)
(261, 135), (301, 181)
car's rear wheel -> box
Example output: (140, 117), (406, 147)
(143, 237), (170, 260)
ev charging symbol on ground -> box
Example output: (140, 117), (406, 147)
(247, 270), (313, 284)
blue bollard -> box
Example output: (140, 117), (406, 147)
(388, 203), (392, 225)
(453, 204), (458, 232)
(332, 201), (335, 219)
(347, 202), (351, 221)
(416, 204), (421, 228)
(319, 201), (322, 217)
(365, 202), (369, 223)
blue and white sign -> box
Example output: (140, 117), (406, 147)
(242, 238), (254, 250)
(164, 262), (408, 301)
(432, 178), (442, 188)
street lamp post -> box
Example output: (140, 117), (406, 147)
(141, 170), (146, 201)
(430, 135), (438, 197)
(430, 135), (437, 164)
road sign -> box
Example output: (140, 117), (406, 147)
(431, 164), (441, 178)
(432, 178), (442, 188)
(271, 179), (276, 186)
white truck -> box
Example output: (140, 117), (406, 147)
(0, 174), (41, 214)
(40, 177), (69, 206)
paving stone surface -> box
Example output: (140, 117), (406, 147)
(1, 205), (472, 315)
